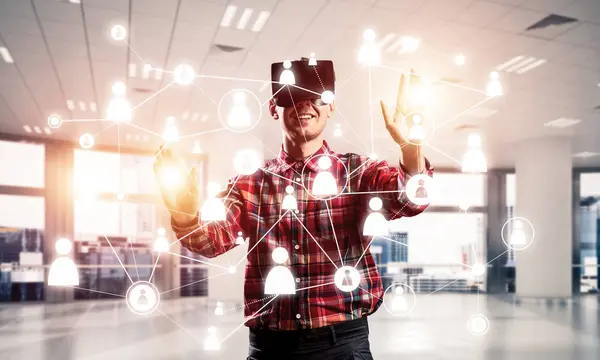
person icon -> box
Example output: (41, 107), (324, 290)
(279, 60), (295, 85)
(201, 183), (227, 221)
(48, 238), (79, 286)
(335, 266), (360, 292)
(510, 220), (527, 246)
(264, 247), (296, 295)
(358, 29), (380, 65)
(415, 179), (428, 199)
(236, 232), (245, 245)
(363, 197), (389, 236)
(333, 123), (342, 137)
(162, 116), (179, 143)
(204, 326), (221, 351)
(308, 53), (317, 66)
(227, 91), (252, 129)
(312, 156), (338, 196)
(408, 114), (425, 141)
(214, 302), (224, 316)
(391, 286), (408, 313)
(282, 185), (298, 210)
(342, 270), (353, 288)
(137, 288), (149, 307)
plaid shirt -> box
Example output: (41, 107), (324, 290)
(172, 141), (433, 330)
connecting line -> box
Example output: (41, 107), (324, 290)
(179, 127), (225, 139)
(131, 81), (176, 111)
(157, 309), (205, 344)
(358, 286), (384, 301)
(338, 189), (404, 196)
(260, 168), (303, 186)
(220, 295), (280, 345)
(313, 66), (326, 91)
(260, 85), (285, 107)
(288, 83), (322, 97)
(168, 251), (231, 271)
(124, 39), (147, 65)
(103, 234), (134, 284)
(486, 249), (509, 266)
(337, 67), (363, 91)
(335, 108), (371, 154)
(93, 123), (116, 137)
(368, 64), (374, 155)
(192, 82), (218, 105)
(353, 237), (376, 269)
(160, 271), (230, 295)
(435, 97), (493, 129)
(324, 201), (344, 267)
(425, 143), (462, 166)
(292, 212), (340, 270)
(287, 86), (309, 144)
(62, 118), (108, 123)
(66, 286), (125, 298)
(223, 295), (277, 314)
(426, 278), (463, 296)
(148, 252), (161, 283)
(296, 281), (336, 292)
(234, 210), (291, 268)
(125, 122), (162, 139)
(129, 238), (140, 281)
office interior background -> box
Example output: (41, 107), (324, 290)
(1, 0), (600, 359)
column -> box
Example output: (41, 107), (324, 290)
(44, 143), (75, 303)
(515, 137), (572, 298)
(485, 170), (508, 294)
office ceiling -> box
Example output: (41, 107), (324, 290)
(0, 0), (599, 168)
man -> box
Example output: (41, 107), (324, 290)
(154, 58), (433, 359)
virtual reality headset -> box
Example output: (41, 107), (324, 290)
(271, 59), (335, 108)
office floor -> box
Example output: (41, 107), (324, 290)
(0, 294), (599, 360)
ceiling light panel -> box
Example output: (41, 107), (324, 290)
(496, 55), (547, 74)
(544, 117), (581, 128)
(0, 47), (14, 63)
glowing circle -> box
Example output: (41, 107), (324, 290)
(382, 283), (416, 316)
(501, 216), (535, 251)
(79, 133), (94, 149)
(47, 114), (61, 128)
(405, 174), (436, 206)
(55, 238), (72, 256)
(472, 263), (486, 277)
(110, 25), (127, 41)
(125, 281), (160, 316)
(301, 154), (349, 201)
(467, 314), (489, 335)
(272, 247), (288, 264)
(318, 156), (332, 170)
(285, 185), (294, 194)
(157, 227), (166, 236)
(454, 53), (466, 66)
(283, 60), (292, 69)
(115, 192), (127, 202)
(173, 64), (195, 85)
(217, 88), (262, 133)
(321, 90), (335, 104)
(112, 81), (126, 96)
(369, 153), (378, 160)
(369, 197), (382, 211)
(334, 266), (361, 292)
(228, 266), (236, 274)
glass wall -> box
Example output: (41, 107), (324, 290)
(580, 173), (600, 294)
(374, 173), (487, 293)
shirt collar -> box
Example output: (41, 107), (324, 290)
(277, 141), (332, 172)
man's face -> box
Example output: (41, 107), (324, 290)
(271, 99), (334, 142)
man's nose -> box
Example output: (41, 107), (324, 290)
(294, 99), (313, 109)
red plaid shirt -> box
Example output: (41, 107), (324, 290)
(172, 141), (433, 330)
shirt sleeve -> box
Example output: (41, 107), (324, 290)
(357, 156), (434, 220)
(170, 176), (246, 258)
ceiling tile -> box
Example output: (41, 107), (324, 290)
(518, 0), (575, 12)
(40, 21), (86, 43)
(555, 23), (600, 48)
(33, 0), (83, 24)
(491, 7), (548, 32)
(131, 0), (179, 19)
(0, 0), (36, 18)
(84, 0), (130, 12)
(0, 15), (42, 37)
(3, 34), (46, 55)
(455, 0), (513, 27)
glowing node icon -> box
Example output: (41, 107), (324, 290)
(162, 116), (179, 143)
(279, 60), (295, 85)
(204, 326), (221, 351)
(363, 197), (389, 236)
(454, 53), (466, 66)
(106, 97), (132, 123)
(501, 217), (535, 251)
(173, 64), (195, 85)
(382, 283), (416, 316)
(126, 281), (160, 316)
(467, 314), (490, 336)
(110, 25), (127, 41)
(399, 113), (435, 145)
(321, 90), (335, 104)
(115, 192), (127, 202)
(214, 302), (224, 316)
(282, 185), (298, 211)
(486, 71), (503, 97)
(472, 263), (486, 277)
(334, 266), (360, 292)
(264, 247), (295, 295)
(48, 237), (79, 286)
(47, 114), (61, 128)
(333, 123), (342, 137)
(79, 133), (94, 149)
(112, 81), (126, 96)
(405, 174), (436, 206)
(218, 88), (262, 133)
(462, 133), (487, 173)
(308, 53), (317, 66)
(303, 154), (349, 201)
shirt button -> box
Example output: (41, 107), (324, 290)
(296, 314), (301, 319)
(296, 278), (301, 283)
(296, 177), (301, 182)
(294, 245), (299, 250)
(294, 210), (299, 214)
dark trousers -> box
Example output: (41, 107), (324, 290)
(247, 317), (373, 360)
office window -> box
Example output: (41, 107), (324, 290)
(0, 141), (44, 188)
(430, 173), (485, 207)
(579, 173), (600, 294)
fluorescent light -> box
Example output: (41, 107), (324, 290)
(385, 38), (404, 53)
(496, 55), (524, 71)
(66, 100), (75, 110)
(544, 117), (581, 128)
(78, 101), (86, 111)
(182, 111), (189, 120)
(377, 33), (396, 48)
(0, 47), (14, 63)
(573, 151), (599, 158)
(505, 56), (536, 72)
(191, 112), (199, 122)
(69, 0), (81, 3)
(33, 126), (42, 134)
(516, 58), (546, 74)
(398, 36), (420, 54)
(23, 125), (32, 133)
(43, 127), (52, 135)
(252, 11), (270, 32)
(90, 102), (97, 112)
(142, 64), (152, 79)
(221, 5), (237, 27)
(237, 8), (254, 30)
(155, 69), (162, 80)
(128, 63), (137, 78)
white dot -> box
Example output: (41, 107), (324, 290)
(296, 313), (301, 319)
(47, 114), (61, 128)
(369, 197), (383, 211)
(489, 71), (499, 80)
(110, 25), (127, 41)
(285, 185), (294, 194)
(321, 90), (335, 104)
(363, 29), (376, 41)
(272, 247), (288, 264)
(317, 156), (332, 170)
(79, 133), (94, 149)
(369, 153), (378, 160)
(55, 238), (72, 256)
(472, 263), (486, 277)
(157, 227), (166, 236)
(294, 245), (299, 250)
(112, 81), (126, 96)
(296, 177), (301, 182)
(173, 64), (195, 85)
(454, 53), (466, 66)
(283, 60), (292, 69)
(238, 231), (242, 236)
(296, 278), (301, 283)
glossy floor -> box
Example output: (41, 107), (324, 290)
(0, 294), (599, 359)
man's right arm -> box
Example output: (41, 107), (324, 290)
(170, 179), (246, 259)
